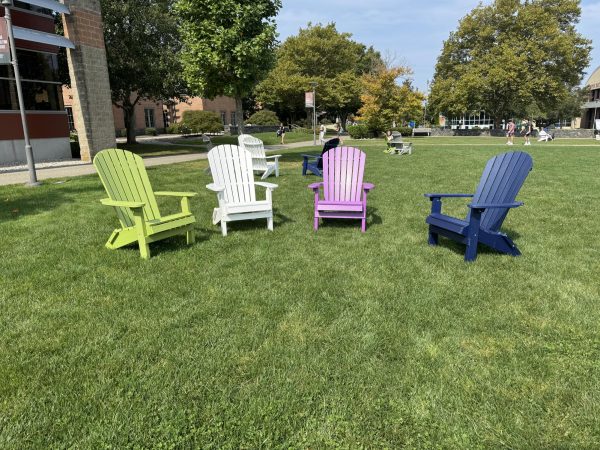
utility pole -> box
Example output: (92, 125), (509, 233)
(2, 0), (39, 186)
(310, 81), (318, 146)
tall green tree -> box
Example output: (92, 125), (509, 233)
(255, 23), (384, 124)
(102, 0), (186, 144)
(428, 0), (591, 127)
(175, 0), (281, 132)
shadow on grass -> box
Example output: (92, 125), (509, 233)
(318, 207), (382, 231)
(425, 226), (524, 259)
(0, 182), (101, 222)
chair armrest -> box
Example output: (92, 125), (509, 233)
(255, 181), (278, 190)
(363, 182), (375, 191)
(468, 202), (523, 210)
(206, 183), (225, 192)
(302, 154), (322, 159)
(308, 182), (323, 190)
(424, 193), (473, 199)
(154, 191), (197, 198)
(100, 198), (145, 209)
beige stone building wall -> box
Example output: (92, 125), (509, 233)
(62, 0), (115, 161)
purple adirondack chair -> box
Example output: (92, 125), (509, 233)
(308, 146), (375, 232)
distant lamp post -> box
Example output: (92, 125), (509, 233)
(1, 0), (39, 186)
(309, 81), (318, 146)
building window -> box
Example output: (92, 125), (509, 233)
(448, 111), (494, 129)
(230, 111), (237, 127)
(144, 108), (155, 128)
(0, 49), (63, 112)
(13, 0), (53, 16)
(220, 111), (227, 125)
(66, 107), (75, 131)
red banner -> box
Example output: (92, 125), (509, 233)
(305, 92), (314, 108)
(0, 18), (10, 65)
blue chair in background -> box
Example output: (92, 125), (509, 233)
(302, 138), (340, 176)
(425, 151), (533, 262)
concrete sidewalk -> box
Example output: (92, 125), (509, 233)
(0, 152), (209, 186)
(0, 140), (319, 186)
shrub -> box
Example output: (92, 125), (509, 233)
(118, 128), (127, 138)
(69, 131), (78, 142)
(391, 126), (413, 137)
(181, 110), (223, 134)
(145, 127), (157, 136)
(247, 109), (280, 126)
(347, 124), (371, 139)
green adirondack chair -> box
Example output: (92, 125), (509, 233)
(93, 148), (197, 259)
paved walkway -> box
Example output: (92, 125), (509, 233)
(0, 140), (318, 186)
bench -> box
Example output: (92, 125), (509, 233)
(412, 127), (432, 136)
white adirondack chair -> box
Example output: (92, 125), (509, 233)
(238, 134), (281, 179)
(207, 145), (278, 236)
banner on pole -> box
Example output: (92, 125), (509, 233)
(305, 92), (314, 108)
(0, 19), (11, 66)
(439, 115), (446, 127)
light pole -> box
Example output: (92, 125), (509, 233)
(310, 81), (318, 146)
(2, 0), (39, 186)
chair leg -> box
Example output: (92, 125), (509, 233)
(275, 164), (279, 177)
(186, 230), (195, 245)
(221, 221), (228, 237)
(428, 228), (439, 246)
(465, 242), (478, 262)
(361, 218), (366, 233)
(139, 239), (151, 260)
(314, 216), (319, 231)
(267, 217), (273, 231)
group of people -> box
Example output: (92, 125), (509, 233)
(505, 119), (533, 146)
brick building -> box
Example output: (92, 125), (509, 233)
(0, 1), (71, 164)
(62, 88), (166, 135)
(166, 96), (238, 127)
(0, 0), (114, 164)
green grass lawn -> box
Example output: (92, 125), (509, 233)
(118, 142), (208, 157)
(1, 138), (599, 447)
(176, 130), (315, 146)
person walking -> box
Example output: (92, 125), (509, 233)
(506, 119), (515, 145)
(319, 124), (326, 145)
(277, 123), (286, 145)
(334, 121), (343, 144)
(522, 120), (532, 146)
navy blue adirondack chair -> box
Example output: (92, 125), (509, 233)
(425, 151), (533, 262)
(302, 138), (340, 176)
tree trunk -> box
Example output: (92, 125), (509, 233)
(123, 103), (137, 145)
(235, 96), (244, 135)
(494, 116), (502, 130)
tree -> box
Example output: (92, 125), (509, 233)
(102, 0), (186, 144)
(428, 0), (592, 128)
(247, 110), (280, 126)
(175, 0), (281, 133)
(358, 66), (425, 134)
(255, 23), (384, 124)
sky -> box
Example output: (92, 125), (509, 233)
(276, 0), (600, 92)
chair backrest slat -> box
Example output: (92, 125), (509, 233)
(94, 149), (161, 228)
(238, 134), (268, 171)
(322, 147), (366, 203)
(470, 151), (533, 231)
(208, 145), (256, 204)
